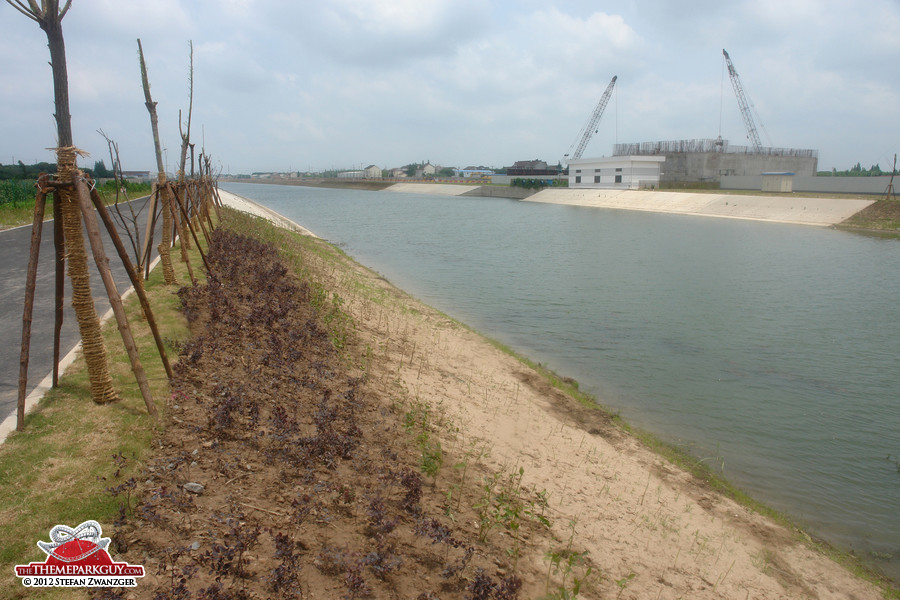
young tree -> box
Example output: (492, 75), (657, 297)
(138, 38), (177, 285)
(8, 0), (118, 404)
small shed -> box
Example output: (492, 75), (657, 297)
(761, 172), (794, 193)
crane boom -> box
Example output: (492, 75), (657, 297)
(566, 75), (617, 163)
(722, 49), (763, 152)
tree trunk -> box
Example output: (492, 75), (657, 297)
(39, 5), (118, 404)
(59, 154), (118, 404)
(75, 177), (156, 417)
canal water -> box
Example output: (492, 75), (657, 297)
(222, 182), (900, 578)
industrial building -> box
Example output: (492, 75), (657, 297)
(612, 139), (818, 184)
(567, 156), (666, 189)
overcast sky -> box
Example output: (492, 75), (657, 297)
(1, 0), (898, 174)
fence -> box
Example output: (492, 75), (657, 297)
(614, 139), (818, 159)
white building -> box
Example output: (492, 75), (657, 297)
(567, 156), (666, 189)
(364, 165), (382, 179)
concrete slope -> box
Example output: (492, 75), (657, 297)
(526, 189), (875, 226)
(386, 183), (480, 196)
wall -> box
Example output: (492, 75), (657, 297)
(661, 153), (818, 182)
(722, 174), (895, 195)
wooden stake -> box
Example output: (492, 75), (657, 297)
(88, 187), (173, 380)
(169, 182), (209, 274)
(16, 189), (48, 432)
(52, 183), (65, 388)
(74, 177), (157, 419)
(184, 182), (211, 247)
(139, 184), (158, 278)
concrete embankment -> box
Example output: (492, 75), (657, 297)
(385, 182), (481, 195)
(385, 182), (537, 199)
(524, 188), (875, 226)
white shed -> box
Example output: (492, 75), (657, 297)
(761, 172), (794, 193)
(567, 156), (666, 189)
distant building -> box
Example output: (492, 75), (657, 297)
(415, 163), (437, 178)
(364, 165), (382, 179)
(459, 166), (494, 178)
(122, 170), (151, 182)
(337, 170), (364, 179)
(567, 156), (666, 189)
(507, 159), (559, 177)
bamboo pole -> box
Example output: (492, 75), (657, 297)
(88, 186), (173, 380)
(74, 177), (157, 419)
(52, 184), (64, 388)
(16, 190), (48, 432)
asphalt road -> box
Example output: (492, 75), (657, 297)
(0, 196), (161, 425)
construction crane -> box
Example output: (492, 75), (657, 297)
(564, 75), (617, 165)
(722, 49), (763, 152)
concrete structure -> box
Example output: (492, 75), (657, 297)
(364, 165), (382, 179)
(523, 188), (873, 227)
(567, 156), (666, 189)
(723, 174), (896, 195)
(614, 139), (818, 183)
(386, 183), (480, 196)
(337, 170), (364, 179)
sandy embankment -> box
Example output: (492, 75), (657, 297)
(218, 189), (884, 599)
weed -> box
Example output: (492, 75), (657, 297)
(475, 466), (552, 566)
(614, 572), (636, 598)
(543, 521), (596, 599)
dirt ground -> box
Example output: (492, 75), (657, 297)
(99, 202), (891, 599)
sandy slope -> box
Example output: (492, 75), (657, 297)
(219, 189), (884, 599)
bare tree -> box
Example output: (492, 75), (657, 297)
(137, 38), (177, 285)
(177, 40), (194, 182)
(98, 128), (145, 272)
(9, 0), (118, 404)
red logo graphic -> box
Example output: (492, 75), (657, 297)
(15, 520), (144, 588)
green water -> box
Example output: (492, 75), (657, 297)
(223, 182), (900, 579)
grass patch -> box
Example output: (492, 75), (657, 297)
(837, 198), (900, 233)
(0, 231), (199, 599)
(0, 182), (151, 230)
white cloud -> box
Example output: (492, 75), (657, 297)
(0, 0), (897, 172)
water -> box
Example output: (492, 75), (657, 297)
(222, 182), (900, 577)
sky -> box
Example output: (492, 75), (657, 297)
(1, 0), (899, 175)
